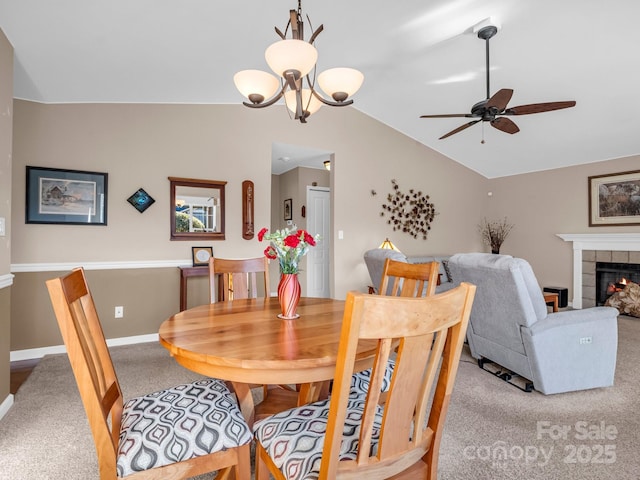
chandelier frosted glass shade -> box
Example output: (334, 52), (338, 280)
(318, 68), (364, 102)
(233, 70), (280, 104)
(284, 88), (323, 116)
(265, 39), (318, 77)
(234, 1), (363, 123)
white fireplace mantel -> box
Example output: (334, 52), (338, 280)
(557, 233), (640, 308)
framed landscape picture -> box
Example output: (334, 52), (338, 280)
(26, 166), (108, 225)
(588, 170), (640, 226)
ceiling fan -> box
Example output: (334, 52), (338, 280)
(420, 25), (576, 140)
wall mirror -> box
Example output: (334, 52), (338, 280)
(169, 176), (226, 241)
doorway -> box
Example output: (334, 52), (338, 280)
(270, 142), (333, 297)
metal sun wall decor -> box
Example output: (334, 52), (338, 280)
(380, 179), (436, 240)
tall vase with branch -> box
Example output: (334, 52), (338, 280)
(478, 217), (514, 254)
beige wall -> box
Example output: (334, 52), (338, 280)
(0, 28), (13, 405)
(8, 97), (640, 356)
(10, 100), (487, 351)
(487, 155), (640, 299)
(11, 269), (187, 350)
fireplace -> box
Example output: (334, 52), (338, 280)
(595, 261), (640, 306)
(557, 233), (640, 309)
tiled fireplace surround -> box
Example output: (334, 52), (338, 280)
(558, 233), (640, 309)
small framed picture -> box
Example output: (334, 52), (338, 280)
(127, 188), (155, 213)
(284, 198), (292, 221)
(192, 246), (213, 267)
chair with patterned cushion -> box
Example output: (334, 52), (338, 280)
(351, 258), (440, 396)
(254, 284), (476, 480)
(209, 256), (270, 303)
(209, 256), (301, 421)
(46, 268), (252, 479)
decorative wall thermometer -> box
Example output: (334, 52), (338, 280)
(242, 180), (254, 239)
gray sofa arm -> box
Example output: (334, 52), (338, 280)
(522, 306), (618, 394)
(528, 306), (619, 334)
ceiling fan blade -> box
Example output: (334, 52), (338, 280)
(439, 119), (481, 140)
(491, 117), (520, 134)
(505, 101), (576, 115)
(420, 113), (474, 118)
(486, 88), (514, 111)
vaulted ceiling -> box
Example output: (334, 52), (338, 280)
(1, 0), (638, 178)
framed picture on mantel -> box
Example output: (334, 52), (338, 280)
(589, 170), (640, 226)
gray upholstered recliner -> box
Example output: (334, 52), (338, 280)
(363, 248), (453, 294)
(448, 253), (619, 395)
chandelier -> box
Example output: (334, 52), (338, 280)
(233, 0), (364, 123)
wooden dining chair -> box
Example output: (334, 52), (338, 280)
(254, 283), (476, 480)
(379, 258), (440, 297)
(46, 268), (252, 479)
(208, 256), (301, 421)
(351, 259), (441, 395)
(209, 256), (270, 303)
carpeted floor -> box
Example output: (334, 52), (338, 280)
(1, 316), (638, 479)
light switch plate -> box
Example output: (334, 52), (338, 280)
(0, 217), (5, 236)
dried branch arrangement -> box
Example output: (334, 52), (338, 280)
(478, 217), (514, 253)
(380, 179), (436, 240)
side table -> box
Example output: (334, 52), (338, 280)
(543, 292), (559, 313)
(178, 266), (211, 311)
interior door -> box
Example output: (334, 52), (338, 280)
(306, 186), (330, 298)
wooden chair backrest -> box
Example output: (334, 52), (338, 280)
(321, 283), (476, 479)
(46, 268), (122, 478)
(379, 258), (440, 297)
(209, 256), (270, 303)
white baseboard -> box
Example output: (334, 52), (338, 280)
(0, 393), (14, 421)
(10, 333), (159, 362)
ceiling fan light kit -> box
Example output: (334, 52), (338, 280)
(420, 25), (576, 140)
(234, 0), (363, 123)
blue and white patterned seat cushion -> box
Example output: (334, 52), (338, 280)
(117, 378), (252, 477)
(254, 397), (383, 480)
(350, 358), (396, 397)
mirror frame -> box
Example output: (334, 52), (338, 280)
(169, 176), (226, 241)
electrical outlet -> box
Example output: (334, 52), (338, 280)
(579, 336), (592, 345)
(115, 306), (124, 318)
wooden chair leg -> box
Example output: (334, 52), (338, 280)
(235, 443), (252, 480)
(255, 442), (277, 480)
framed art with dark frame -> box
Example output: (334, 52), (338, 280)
(25, 166), (108, 225)
(284, 198), (292, 221)
(589, 169), (640, 226)
(127, 188), (155, 213)
(192, 246), (213, 267)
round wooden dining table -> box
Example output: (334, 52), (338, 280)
(158, 296), (378, 425)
